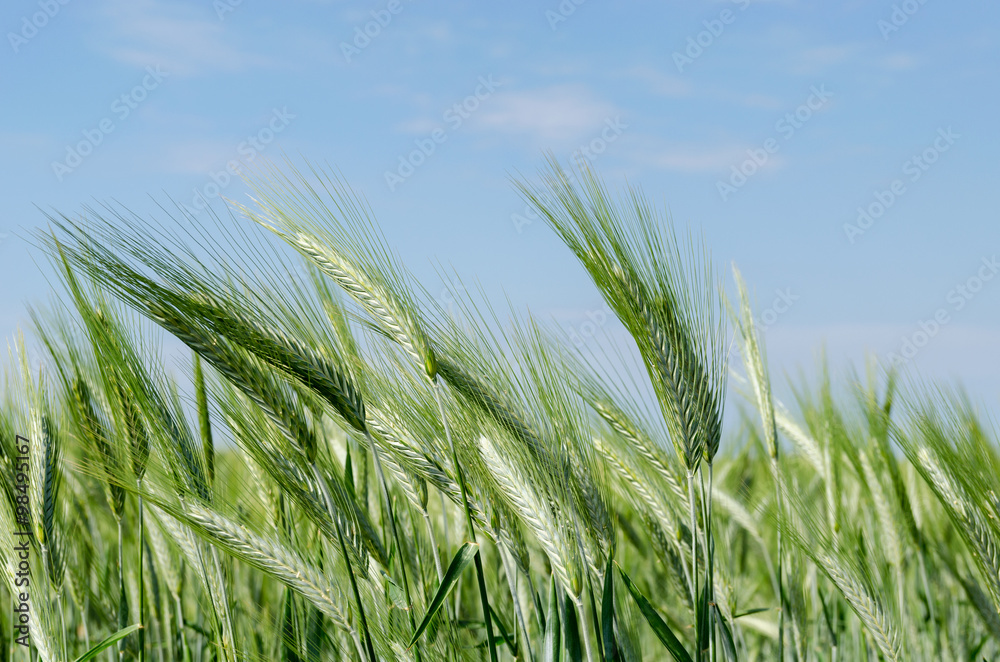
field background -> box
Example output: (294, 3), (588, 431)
(1, 162), (1000, 661)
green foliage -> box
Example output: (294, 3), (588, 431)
(0, 160), (997, 661)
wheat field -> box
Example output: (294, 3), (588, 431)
(1, 160), (998, 661)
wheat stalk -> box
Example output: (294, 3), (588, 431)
(814, 553), (901, 662)
(479, 434), (581, 598)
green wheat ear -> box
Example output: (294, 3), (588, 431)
(513, 156), (727, 473)
(234, 160), (439, 383)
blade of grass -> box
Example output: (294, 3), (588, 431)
(73, 624), (142, 662)
(618, 565), (692, 662)
(408, 541), (478, 648)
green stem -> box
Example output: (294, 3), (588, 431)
(175, 595), (190, 662)
(687, 470), (699, 657)
(434, 379), (498, 662)
(365, 431), (422, 662)
(577, 597), (595, 662)
(138, 484), (145, 662)
(423, 509), (444, 585)
(118, 517), (127, 660)
(773, 457), (784, 662)
(312, 463), (377, 662)
(500, 547), (534, 662)
(58, 585), (67, 662)
(569, 507), (598, 662)
(83, 594), (91, 651)
(338, 515), (379, 662)
(704, 464), (715, 662)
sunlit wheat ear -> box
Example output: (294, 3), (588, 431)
(731, 263), (792, 657)
(589, 396), (688, 506)
(774, 404), (825, 478)
(116, 381), (149, 484)
(435, 355), (552, 465)
(175, 499), (357, 633)
(364, 403), (461, 503)
(147, 497), (238, 660)
(731, 265), (777, 459)
(814, 554), (902, 662)
(479, 434), (581, 598)
(858, 449), (902, 570)
(893, 384), (1000, 617)
(184, 314), (386, 565)
(917, 445), (1000, 605)
(234, 161), (438, 381)
(174, 289), (368, 437)
(52, 251), (212, 506)
(42, 223), (368, 441)
(593, 438), (686, 545)
(783, 481), (904, 662)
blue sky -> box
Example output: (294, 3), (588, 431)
(2, 0), (999, 414)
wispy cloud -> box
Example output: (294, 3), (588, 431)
(470, 84), (621, 145)
(625, 66), (692, 98)
(764, 323), (1000, 379)
(790, 43), (924, 78)
(159, 139), (245, 174)
(624, 138), (786, 174)
(789, 43), (863, 75)
(0, 132), (56, 152)
(880, 52), (919, 70)
(95, 0), (272, 76)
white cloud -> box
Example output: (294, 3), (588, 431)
(789, 43), (862, 75)
(0, 132), (55, 152)
(739, 93), (784, 110)
(880, 52), (918, 70)
(763, 322), (1000, 383)
(96, 0), (272, 76)
(393, 117), (443, 134)
(159, 139), (244, 174)
(625, 66), (692, 98)
(470, 85), (621, 145)
(625, 138), (786, 174)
